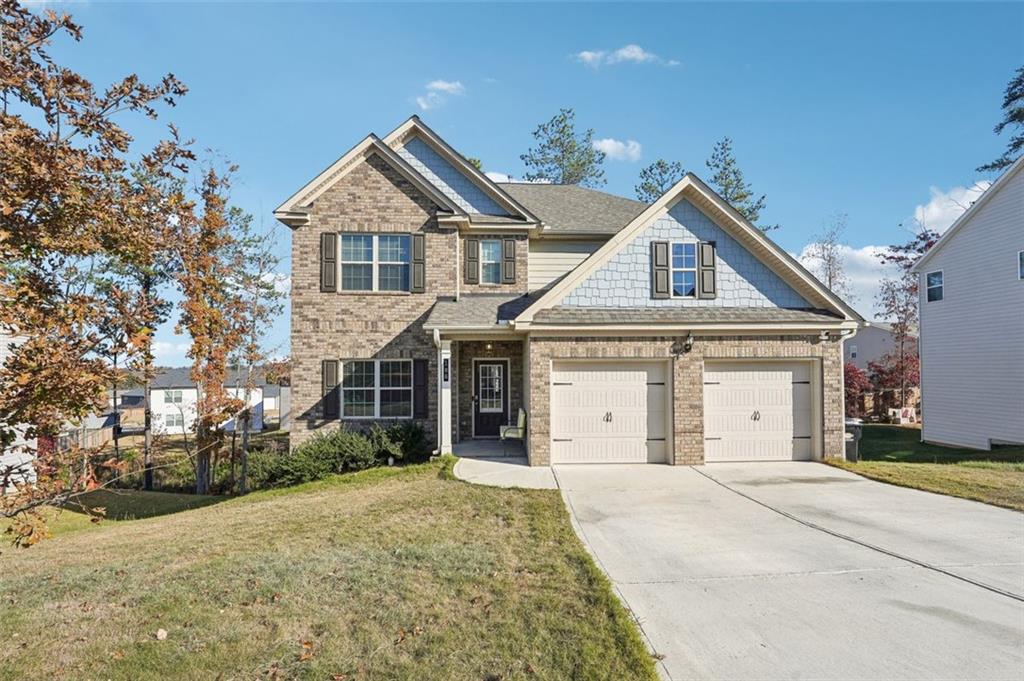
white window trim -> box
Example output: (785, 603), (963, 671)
(479, 238), (503, 286)
(166, 389), (183, 404)
(340, 234), (411, 293)
(925, 270), (944, 302)
(1018, 251), (1023, 280)
(670, 241), (698, 299)
(340, 359), (413, 420)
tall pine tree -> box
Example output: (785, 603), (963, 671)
(977, 65), (1024, 172)
(705, 137), (777, 231)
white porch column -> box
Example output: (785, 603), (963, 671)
(438, 339), (453, 454)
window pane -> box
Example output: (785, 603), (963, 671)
(672, 270), (696, 297)
(341, 263), (372, 291)
(341, 235), (373, 262)
(481, 240), (502, 264)
(378, 235), (410, 263)
(672, 243), (696, 269)
(926, 286), (943, 302)
(343, 389), (375, 417)
(926, 271), (943, 288)
(1018, 251), (1023, 279)
(343, 361), (375, 388)
(380, 389), (412, 417)
(482, 262), (501, 285)
(380, 360), (411, 388)
(378, 263), (410, 291)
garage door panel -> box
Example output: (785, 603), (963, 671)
(551, 361), (667, 464)
(704, 361), (815, 462)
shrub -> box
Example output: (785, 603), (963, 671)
(383, 421), (431, 463)
(262, 427), (378, 487)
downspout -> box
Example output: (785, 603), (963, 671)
(433, 328), (441, 456)
(455, 229), (460, 301)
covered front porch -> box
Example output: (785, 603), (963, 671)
(424, 293), (537, 458)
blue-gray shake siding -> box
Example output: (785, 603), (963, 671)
(562, 199), (811, 308)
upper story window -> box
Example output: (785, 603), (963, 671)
(850, 345), (858, 359)
(1018, 251), (1023, 280)
(925, 271), (943, 302)
(166, 390), (183, 404)
(340, 234), (410, 292)
(480, 239), (503, 285)
(671, 242), (697, 298)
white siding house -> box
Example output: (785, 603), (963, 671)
(151, 368), (265, 436)
(912, 156), (1024, 450)
(843, 322), (917, 371)
(0, 333), (36, 487)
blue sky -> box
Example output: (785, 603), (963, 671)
(45, 1), (1023, 365)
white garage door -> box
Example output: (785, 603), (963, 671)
(551, 361), (667, 464)
(703, 361), (814, 462)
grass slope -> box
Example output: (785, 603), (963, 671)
(0, 460), (657, 681)
(832, 426), (1024, 511)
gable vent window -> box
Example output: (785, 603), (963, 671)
(925, 271), (943, 302)
(1018, 251), (1023, 280)
(480, 239), (503, 284)
(671, 242), (698, 298)
(340, 234), (411, 292)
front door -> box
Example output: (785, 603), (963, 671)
(474, 360), (508, 437)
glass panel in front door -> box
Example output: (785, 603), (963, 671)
(479, 364), (503, 413)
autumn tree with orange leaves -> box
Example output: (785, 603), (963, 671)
(0, 2), (196, 543)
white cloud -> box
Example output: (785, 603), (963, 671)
(152, 339), (191, 365)
(574, 44), (678, 68)
(593, 137), (642, 162)
(795, 243), (900, 321)
(426, 79), (465, 95)
(485, 171), (513, 183)
(262, 272), (291, 296)
(911, 181), (990, 234)
(414, 79), (466, 111)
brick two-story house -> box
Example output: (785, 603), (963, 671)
(275, 116), (862, 466)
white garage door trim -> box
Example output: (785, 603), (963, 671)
(703, 359), (822, 462)
(550, 360), (671, 464)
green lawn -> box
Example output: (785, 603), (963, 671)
(831, 425), (1024, 511)
(0, 459), (657, 681)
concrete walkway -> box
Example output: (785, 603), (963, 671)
(556, 462), (1024, 681)
(453, 456), (557, 489)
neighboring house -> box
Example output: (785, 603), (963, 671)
(275, 116), (862, 466)
(0, 333), (36, 487)
(912, 156), (1024, 450)
(843, 321), (917, 371)
(151, 368), (265, 436)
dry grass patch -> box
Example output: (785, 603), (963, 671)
(0, 460), (657, 681)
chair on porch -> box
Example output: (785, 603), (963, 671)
(499, 408), (527, 455)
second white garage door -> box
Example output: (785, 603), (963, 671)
(551, 361), (668, 464)
(703, 361), (815, 462)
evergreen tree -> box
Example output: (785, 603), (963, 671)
(635, 159), (684, 202)
(705, 137), (776, 231)
(977, 65), (1024, 172)
(520, 108), (605, 186)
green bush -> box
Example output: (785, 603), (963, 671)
(383, 421), (431, 463)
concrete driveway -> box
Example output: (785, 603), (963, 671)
(554, 462), (1024, 681)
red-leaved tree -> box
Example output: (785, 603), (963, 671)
(844, 362), (872, 418)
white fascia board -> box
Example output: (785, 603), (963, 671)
(516, 320), (859, 334)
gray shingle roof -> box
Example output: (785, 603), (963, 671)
(531, 307), (845, 325)
(424, 293), (541, 329)
(496, 183), (646, 234)
(151, 367), (274, 389)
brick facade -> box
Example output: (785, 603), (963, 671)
(289, 154), (454, 449)
(455, 340), (524, 441)
(459, 233), (530, 295)
(526, 334), (845, 466)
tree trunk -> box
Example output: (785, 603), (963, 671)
(239, 411), (250, 495)
(112, 350), (120, 460)
(143, 374), (153, 490)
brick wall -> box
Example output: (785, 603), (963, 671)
(289, 154), (455, 449)
(456, 340), (524, 441)
(526, 334), (844, 466)
(459, 233), (530, 295)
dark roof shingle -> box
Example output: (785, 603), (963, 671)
(497, 183), (646, 234)
(424, 293), (541, 329)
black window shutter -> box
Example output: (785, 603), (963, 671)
(320, 233), (337, 293)
(465, 238), (479, 284)
(651, 241), (670, 299)
(698, 241), (717, 299)
(322, 359), (339, 419)
(411, 233), (426, 293)
(413, 359), (428, 419)
(502, 238), (516, 284)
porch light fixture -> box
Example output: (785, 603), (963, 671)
(684, 332), (694, 353)
(819, 330), (830, 341)
(485, 343), (493, 350)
